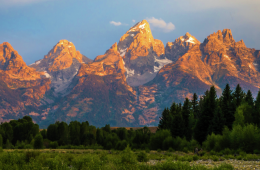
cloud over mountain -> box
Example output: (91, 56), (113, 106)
(110, 21), (122, 26)
(147, 17), (175, 32)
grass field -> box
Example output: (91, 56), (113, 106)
(1, 148), (260, 169)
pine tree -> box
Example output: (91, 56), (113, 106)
(245, 90), (254, 106)
(191, 93), (199, 119)
(220, 84), (234, 129)
(208, 106), (225, 135)
(233, 84), (244, 108)
(170, 108), (184, 138)
(194, 86), (217, 143)
(254, 90), (260, 126)
(182, 98), (191, 140)
(158, 108), (172, 130)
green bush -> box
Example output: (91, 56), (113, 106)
(25, 151), (41, 163)
(150, 129), (171, 150)
(157, 149), (161, 153)
(49, 141), (58, 149)
(145, 148), (150, 153)
(182, 147), (189, 153)
(115, 140), (128, 150)
(120, 145), (136, 165)
(211, 155), (219, 161)
(168, 147), (174, 152)
(137, 151), (148, 162)
(162, 136), (174, 150)
(213, 163), (234, 170)
(222, 148), (232, 155)
(193, 155), (199, 161)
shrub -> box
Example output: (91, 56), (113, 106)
(211, 155), (219, 161)
(193, 155), (199, 161)
(150, 129), (171, 150)
(182, 147), (189, 153)
(49, 141), (58, 149)
(254, 149), (260, 154)
(157, 149), (161, 153)
(25, 151), (41, 163)
(162, 136), (174, 150)
(115, 140), (128, 150)
(222, 148), (232, 155)
(168, 147), (174, 152)
(145, 148), (150, 153)
(120, 145), (136, 165)
(210, 150), (217, 155)
(137, 151), (148, 162)
(214, 163), (234, 170)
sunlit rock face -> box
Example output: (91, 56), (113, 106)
(118, 20), (172, 87)
(165, 32), (200, 62)
(30, 40), (92, 94)
(0, 42), (51, 122)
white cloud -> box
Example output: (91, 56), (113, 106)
(110, 21), (122, 26)
(132, 20), (136, 23)
(147, 17), (175, 32)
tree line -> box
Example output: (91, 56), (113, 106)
(0, 84), (260, 153)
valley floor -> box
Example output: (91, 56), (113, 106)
(1, 149), (260, 169)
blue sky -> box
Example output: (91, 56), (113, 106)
(0, 0), (260, 64)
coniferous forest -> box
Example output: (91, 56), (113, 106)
(1, 84), (260, 169)
(0, 84), (260, 153)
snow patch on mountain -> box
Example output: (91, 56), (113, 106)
(119, 48), (127, 57)
(139, 23), (146, 29)
(185, 37), (195, 44)
(44, 71), (51, 78)
(154, 57), (172, 72)
(224, 55), (231, 61)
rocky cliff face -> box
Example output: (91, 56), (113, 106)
(0, 42), (51, 122)
(40, 42), (137, 127)
(30, 40), (92, 95)
(118, 20), (172, 87)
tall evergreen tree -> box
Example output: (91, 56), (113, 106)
(194, 86), (217, 143)
(158, 108), (172, 130)
(233, 84), (244, 108)
(220, 84), (234, 129)
(254, 90), (260, 126)
(208, 106), (225, 135)
(191, 93), (199, 119)
(170, 108), (184, 138)
(182, 98), (191, 140)
(245, 90), (254, 106)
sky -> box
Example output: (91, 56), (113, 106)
(0, 0), (260, 64)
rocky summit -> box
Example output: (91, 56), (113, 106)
(0, 20), (260, 128)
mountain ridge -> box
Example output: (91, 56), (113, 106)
(0, 21), (260, 128)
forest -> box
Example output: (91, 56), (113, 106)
(0, 84), (259, 154)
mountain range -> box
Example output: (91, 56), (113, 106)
(0, 20), (259, 128)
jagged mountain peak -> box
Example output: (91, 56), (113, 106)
(178, 32), (200, 45)
(30, 40), (85, 72)
(118, 20), (154, 57)
(30, 40), (92, 94)
(128, 20), (151, 32)
(0, 42), (42, 81)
